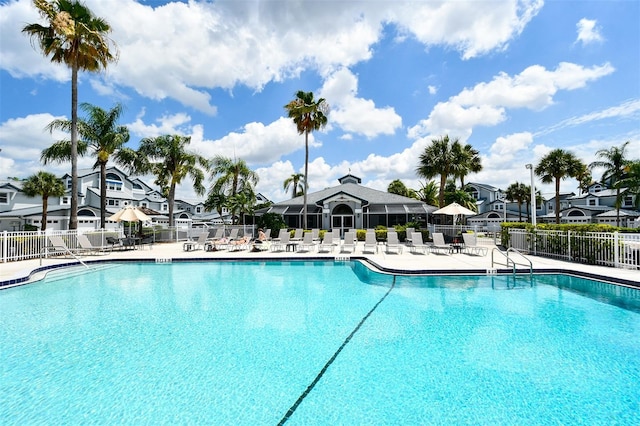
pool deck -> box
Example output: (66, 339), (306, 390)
(1, 241), (639, 288)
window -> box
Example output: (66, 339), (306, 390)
(107, 199), (120, 207)
(61, 197), (70, 205)
(588, 199), (597, 206)
(624, 196), (633, 207)
(196, 206), (202, 213)
(66, 178), (72, 189)
(0, 192), (8, 204)
(162, 204), (168, 211)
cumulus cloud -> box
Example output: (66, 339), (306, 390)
(408, 62), (615, 139)
(319, 68), (402, 139)
(576, 18), (604, 45)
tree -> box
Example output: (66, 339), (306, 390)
(284, 90), (329, 228)
(416, 135), (458, 207)
(42, 102), (129, 228)
(535, 149), (584, 224)
(589, 141), (631, 227)
(387, 179), (416, 198)
(22, 171), (65, 231)
(505, 182), (528, 222)
(210, 155), (259, 198)
(135, 135), (209, 227)
(452, 142), (482, 187)
(574, 162), (593, 195)
(203, 187), (227, 223)
(227, 188), (255, 225)
(415, 181), (439, 206)
(23, 0), (117, 230)
(616, 160), (640, 210)
(283, 173), (305, 198)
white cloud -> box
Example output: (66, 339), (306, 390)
(319, 68), (402, 139)
(428, 85), (438, 95)
(576, 18), (604, 45)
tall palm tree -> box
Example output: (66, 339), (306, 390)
(505, 182), (528, 222)
(589, 141), (631, 227)
(284, 91), (329, 228)
(283, 173), (305, 198)
(42, 102), (129, 228)
(535, 149), (584, 224)
(204, 188), (227, 223)
(574, 162), (593, 195)
(227, 188), (256, 225)
(135, 135), (209, 227)
(452, 142), (483, 187)
(22, 171), (66, 231)
(416, 135), (458, 207)
(23, 0), (117, 230)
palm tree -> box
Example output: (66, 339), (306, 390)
(227, 188), (256, 225)
(135, 135), (209, 227)
(589, 141), (631, 226)
(616, 160), (640, 210)
(23, 0), (117, 230)
(416, 135), (458, 207)
(415, 181), (439, 206)
(284, 91), (329, 228)
(388, 179), (413, 197)
(204, 188), (227, 223)
(283, 173), (305, 198)
(210, 155), (259, 198)
(574, 162), (593, 195)
(22, 171), (66, 231)
(42, 102), (129, 228)
(505, 182), (528, 222)
(452, 142), (482, 187)
(535, 149), (585, 224)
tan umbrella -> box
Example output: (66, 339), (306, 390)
(433, 202), (477, 233)
(432, 202), (476, 217)
(107, 206), (151, 236)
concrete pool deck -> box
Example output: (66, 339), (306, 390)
(1, 241), (639, 288)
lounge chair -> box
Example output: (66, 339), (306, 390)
(311, 228), (320, 241)
(291, 228), (304, 241)
(228, 236), (251, 252)
(297, 232), (317, 252)
(409, 232), (429, 255)
(77, 233), (109, 254)
(209, 228), (225, 241)
(270, 230), (290, 252)
(362, 230), (378, 253)
(340, 231), (357, 253)
(262, 228), (272, 241)
(405, 227), (415, 245)
(430, 233), (452, 255)
(47, 235), (86, 257)
(106, 236), (124, 250)
(385, 231), (403, 254)
(183, 232), (209, 251)
(462, 233), (488, 256)
(318, 233), (335, 253)
(227, 228), (240, 242)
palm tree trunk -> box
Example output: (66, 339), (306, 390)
(303, 130), (309, 229)
(439, 175), (447, 207)
(100, 161), (107, 228)
(69, 63), (79, 230)
(555, 178), (561, 224)
(41, 196), (48, 231)
(518, 202), (522, 222)
(168, 183), (176, 228)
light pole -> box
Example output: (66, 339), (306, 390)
(525, 163), (536, 227)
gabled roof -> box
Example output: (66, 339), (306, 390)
(466, 182), (500, 192)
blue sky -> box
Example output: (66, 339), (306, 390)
(1, 0), (638, 203)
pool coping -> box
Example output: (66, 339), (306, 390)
(2, 255), (639, 290)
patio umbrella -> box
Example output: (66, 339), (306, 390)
(432, 202), (477, 233)
(107, 206), (151, 236)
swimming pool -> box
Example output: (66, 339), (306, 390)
(1, 261), (639, 424)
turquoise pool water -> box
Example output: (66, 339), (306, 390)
(1, 261), (639, 424)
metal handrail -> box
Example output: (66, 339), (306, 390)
(40, 246), (88, 268)
(491, 247), (532, 276)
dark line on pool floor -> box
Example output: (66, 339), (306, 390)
(277, 275), (397, 425)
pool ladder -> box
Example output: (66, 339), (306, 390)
(491, 247), (532, 277)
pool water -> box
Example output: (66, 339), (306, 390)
(1, 261), (639, 425)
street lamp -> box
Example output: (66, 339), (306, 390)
(525, 164), (536, 227)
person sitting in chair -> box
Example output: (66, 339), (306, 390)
(251, 228), (268, 252)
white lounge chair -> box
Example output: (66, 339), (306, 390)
(409, 232), (429, 255)
(297, 232), (316, 252)
(430, 233), (452, 255)
(291, 228), (304, 241)
(77, 233), (109, 254)
(270, 230), (290, 252)
(462, 233), (488, 256)
(183, 232), (209, 251)
(340, 231), (357, 253)
(318, 233), (334, 253)
(47, 235), (86, 257)
(385, 231), (403, 254)
(362, 230), (378, 253)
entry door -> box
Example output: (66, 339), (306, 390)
(332, 215), (353, 237)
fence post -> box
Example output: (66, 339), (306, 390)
(567, 230), (571, 260)
(2, 230), (6, 263)
(614, 231), (619, 268)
